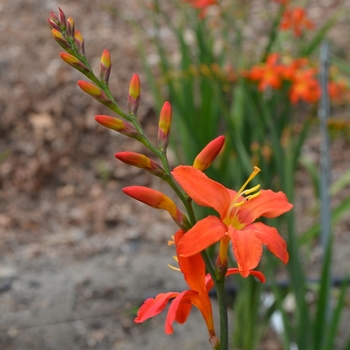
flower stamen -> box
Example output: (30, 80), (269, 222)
(227, 167), (261, 216)
(168, 255), (180, 271)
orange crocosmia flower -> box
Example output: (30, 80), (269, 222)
(280, 7), (314, 37)
(172, 166), (293, 278)
(279, 57), (309, 80)
(289, 68), (321, 104)
(244, 53), (283, 91)
(135, 229), (265, 344)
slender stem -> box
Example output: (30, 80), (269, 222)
(216, 277), (229, 350)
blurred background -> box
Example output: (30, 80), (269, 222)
(1, 0), (350, 349)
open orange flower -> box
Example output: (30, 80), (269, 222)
(172, 166), (293, 277)
(280, 7), (314, 37)
(289, 68), (321, 104)
(135, 229), (265, 345)
(244, 53), (283, 91)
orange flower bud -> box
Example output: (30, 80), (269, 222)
(100, 49), (112, 84)
(94, 115), (138, 137)
(123, 186), (189, 228)
(51, 29), (71, 51)
(115, 152), (164, 177)
(128, 74), (141, 115)
(193, 135), (225, 171)
(74, 30), (85, 56)
(158, 101), (172, 151)
(77, 81), (112, 106)
(60, 53), (90, 75)
(66, 17), (75, 39)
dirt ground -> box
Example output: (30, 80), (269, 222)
(0, 0), (350, 349)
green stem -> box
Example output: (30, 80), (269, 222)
(216, 277), (229, 350)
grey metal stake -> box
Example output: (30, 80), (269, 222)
(318, 40), (332, 323)
(319, 41), (332, 252)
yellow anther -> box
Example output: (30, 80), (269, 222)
(167, 236), (175, 246)
(225, 166), (262, 225)
(242, 184), (260, 195)
(246, 191), (261, 201)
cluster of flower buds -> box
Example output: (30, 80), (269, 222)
(48, 8), (84, 55)
(48, 7), (115, 96)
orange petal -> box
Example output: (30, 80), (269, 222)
(177, 216), (227, 257)
(165, 290), (195, 334)
(166, 290), (215, 336)
(175, 230), (206, 292)
(238, 189), (293, 224)
(249, 222), (289, 264)
(225, 267), (265, 283)
(228, 226), (263, 277)
(172, 166), (231, 218)
(135, 292), (179, 323)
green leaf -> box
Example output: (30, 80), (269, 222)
(299, 196), (350, 245)
(301, 18), (337, 56)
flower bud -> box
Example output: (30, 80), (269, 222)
(47, 18), (61, 32)
(60, 53), (90, 75)
(51, 29), (71, 51)
(128, 74), (141, 115)
(74, 30), (85, 56)
(158, 101), (172, 151)
(49, 11), (60, 25)
(123, 186), (189, 228)
(77, 80), (112, 106)
(66, 17), (75, 39)
(193, 135), (225, 171)
(100, 49), (111, 84)
(58, 7), (67, 30)
(94, 115), (138, 137)
(115, 152), (165, 177)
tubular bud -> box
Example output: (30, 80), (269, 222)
(100, 49), (111, 84)
(77, 80), (112, 106)
(47, 18), (61, 32)
(193, 135), (225, 171)
(66, 17), (75, 39)
(128, 74), (141, 115)
(123, 186), (189, 228)
(58, 7), (67, 30)
(60, 53), (90, 75)
(51, 29), (71, 51)
(49, 11), (60, 25)
(158, 101), (172, 151)
(115, 152), (165, 177)
(94, 115), (138, 137)
(74, 30), (85, 56)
